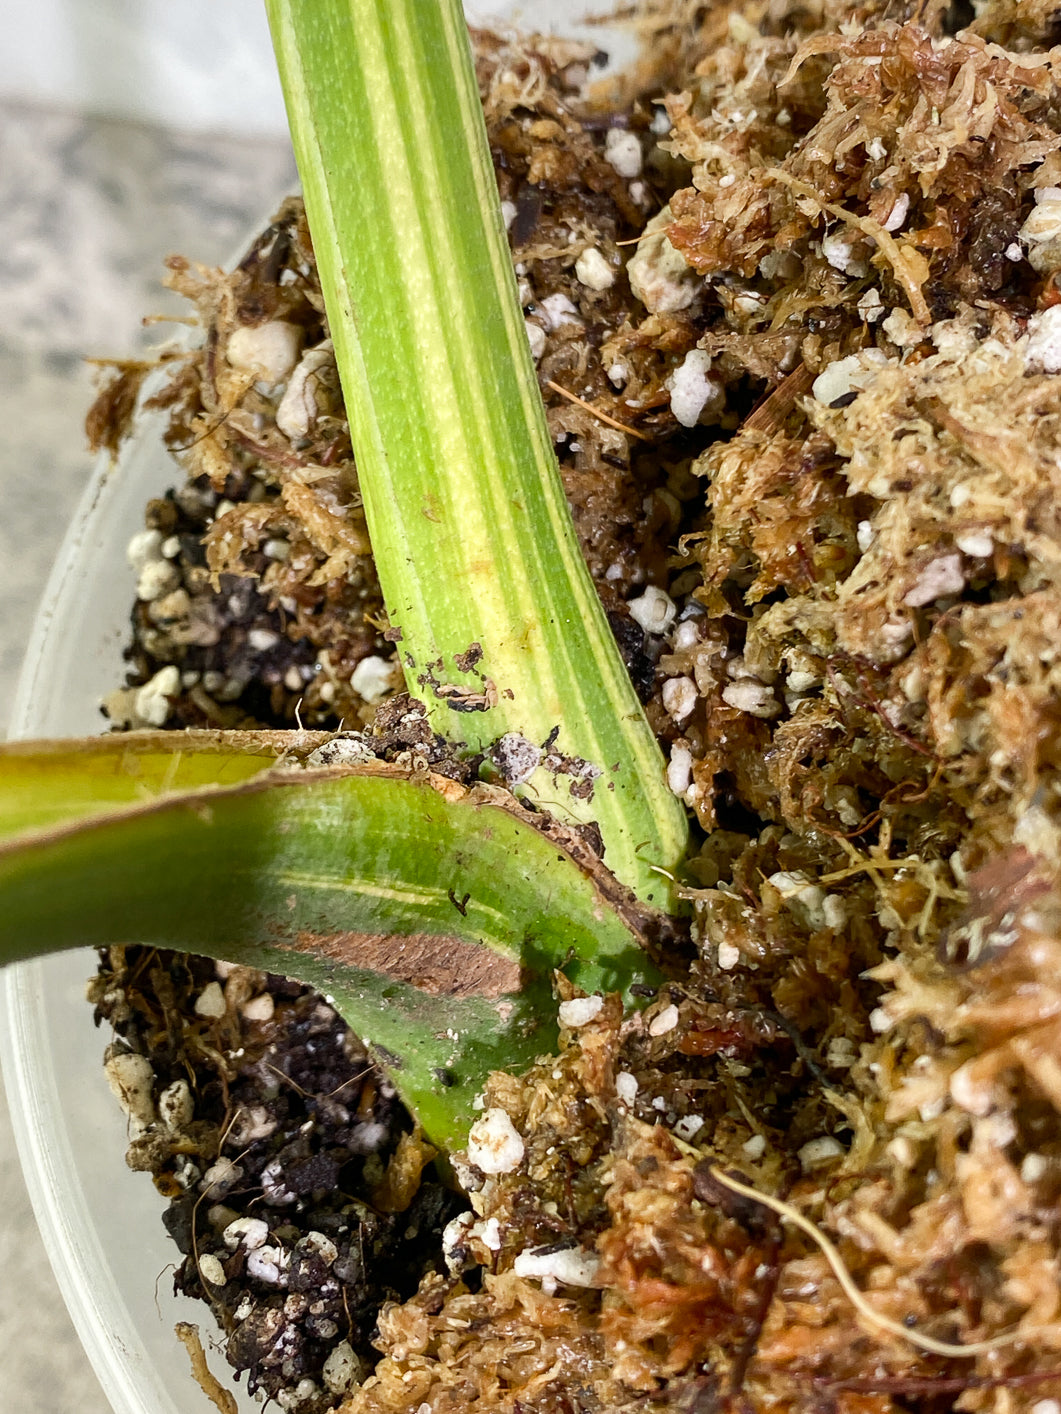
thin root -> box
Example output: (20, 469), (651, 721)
(706, 1167), (1022, 1359)
(545, 378), (652, 441)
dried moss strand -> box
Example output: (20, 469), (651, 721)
(762, 168), (931, 325)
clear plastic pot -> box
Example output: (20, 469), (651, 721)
(0, 6), (632, 1411)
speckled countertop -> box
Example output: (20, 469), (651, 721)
(0, 98), (295, 1412)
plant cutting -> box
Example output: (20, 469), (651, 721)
(0, 0), (688, 1150)
(11, 0), (1061, 1410)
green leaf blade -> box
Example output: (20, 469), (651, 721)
(0, 736), (664, 1147)
(0, 730), (287, 836)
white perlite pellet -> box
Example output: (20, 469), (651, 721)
(673, 1114), (705, 1141)
(1020, 187), (1061, 275)
(667, 349), (723, 428)
(226, 320), (302, 384)
(476, 1217), (503, 1251)
(821, 229), (870, 277)
(277, 1379), (319, 1411)
(247, 1244), (287, 1284)
(604, 128), (642, 178)
(136, 558), (180, 602)
(662, 675), (697, 722)
(811, 348), (889, 406)
(241, 993), (275, 1024)
(882, 191), (910, 232)
(223, 1216), (270, 1250)
(525, 319), (547, 361)
(126, 528), (164, 572)
(949, 1059), (993, 1117)
(442, 1211), (475, 1272)
(104, 1051), (156, 1127)
(718, 941), (741, 971)
(350, 654), (396, 704)
(303, 1231), (339, 1266)
(134, 664), (180, 727)
(1025, 305), (1061, 372)
(322, 1341), (361, 1396)
(674, 617), (701, 649)
(558, 995), (604, 1028)
(798, 1135), (844, 1170)
(1021, 1153), (1048, 1185)
(857, 288), (885, 323)
(955, 530), (993, 558)
(306, 735), (373, 769)
(194, 981), (226, 1019)
(157, 1079), (193, 1132)
(628, 584), (676, 636)
(764, 870), (833, 929)
(721, 679), (779, 718)
(574, 246), (615, 291)
(649, 1003), (679, 1037)
(229, 1105), (277, 1146)
(615, 1071), (639, 1106)
(627, 205), (698, 314)
(539, 292), (580, 329)
(667, 743), (693, 796)
(198, 1253), (227, 1287)
(201, 1158), (243, 1197)
(513, 1245), (601, 1287)
(903, 554), (964, 607)
(276, 343), (333, 440)
(467, 1108), (525, 1174)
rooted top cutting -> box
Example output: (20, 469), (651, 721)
(70, 0), (1061, 1410)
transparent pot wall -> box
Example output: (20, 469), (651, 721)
(0, 5), (631, 1414)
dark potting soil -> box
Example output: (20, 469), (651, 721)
(90, 950), (464, 1410)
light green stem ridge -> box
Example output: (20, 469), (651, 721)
(265, 0), (688, 906)
(0, 734), (663, 1148)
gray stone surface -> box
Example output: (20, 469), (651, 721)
(0, 98), (294, 1414)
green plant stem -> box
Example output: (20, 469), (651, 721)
(0, 733), (664, 1147)
(265, 0), (688, 906)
